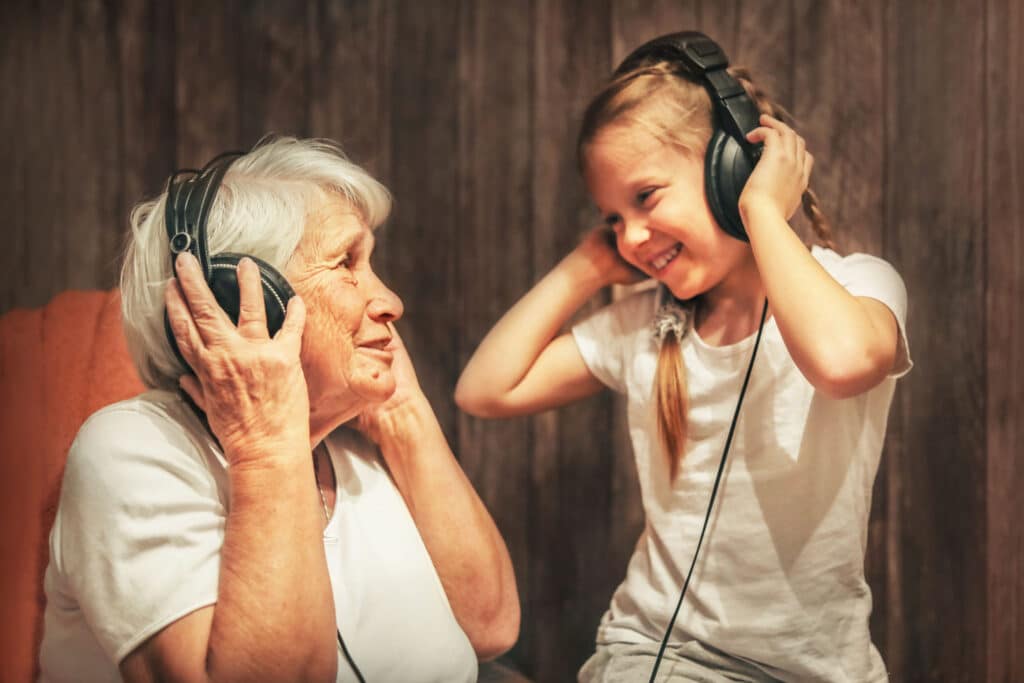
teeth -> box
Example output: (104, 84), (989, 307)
(651, 244), (681, 271)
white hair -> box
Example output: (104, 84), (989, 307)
(120, 136), (392, 390)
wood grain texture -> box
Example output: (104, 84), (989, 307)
(885, 1), (988, 680)
(986, 0), (1024, 680)
(453, 0), (534, 674)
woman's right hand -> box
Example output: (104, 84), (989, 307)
(165, 252), (311, 464)
(574, 226), (649, 287)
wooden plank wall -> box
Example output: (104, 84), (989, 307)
(2, 1), (1021, 681)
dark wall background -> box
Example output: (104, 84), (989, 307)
(3, 1), (1021, 681)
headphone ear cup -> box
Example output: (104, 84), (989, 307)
(705, 129), (755, 242)
(207, 253), (296, 337)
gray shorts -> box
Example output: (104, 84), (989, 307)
(578, 641), (779, 683)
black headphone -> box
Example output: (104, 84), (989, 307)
(163, 152), (296, 361)
(614, 31), (762, 242)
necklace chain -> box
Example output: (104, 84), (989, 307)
(313, 446), (331, 524)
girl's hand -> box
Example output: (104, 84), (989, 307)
(354, 326), (427, 445)
(165, 253), (311, 463)
(739, 114), (813, 221)
(574, 226), (649, 287)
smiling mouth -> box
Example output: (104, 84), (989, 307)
(648, 243), (682, 272)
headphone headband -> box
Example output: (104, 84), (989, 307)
(165, 151), (243, 281)
(614, 31), (761, 157)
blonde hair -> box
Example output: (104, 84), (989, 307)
(578, 62), (834, 480)
(120, 136), (392, 390)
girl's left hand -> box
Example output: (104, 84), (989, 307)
(739, 114), (813, 221)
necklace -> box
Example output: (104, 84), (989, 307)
(313, 445), (331, 524)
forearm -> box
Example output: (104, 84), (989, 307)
(207, 452), (337, 682)
(742, 201), (895, 396)
(373, 400), (519, 659)
(455, 250), (608, 407)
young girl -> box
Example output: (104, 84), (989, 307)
(456, 33), (911, 683)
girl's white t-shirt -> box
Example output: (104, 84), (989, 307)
(572, 247), (912, 683)
(38, 390), (477, 683)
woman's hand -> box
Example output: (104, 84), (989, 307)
(573, 225), (649, 287)
(165, 252), (311, 463)
(354, 326), (426, 445)
(739, 114), (813, 222)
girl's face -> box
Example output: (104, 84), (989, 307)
(583, 123), (756, 302)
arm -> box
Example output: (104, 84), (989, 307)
(121, 254), (336, 683)
(741, 115), (901, 399)
(357, 330), (518, 660)
(455, 229), (639, 417)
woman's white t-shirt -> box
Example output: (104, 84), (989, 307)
(38, 390), (477, 683)
(571, 247), (912, 682)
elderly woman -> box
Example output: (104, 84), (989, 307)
(37, 137), (519, 682)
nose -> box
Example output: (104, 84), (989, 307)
(620, 217), (651, 250)
(365, 272), (404, 323)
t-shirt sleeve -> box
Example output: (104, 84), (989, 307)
(821, 249), (913, 378)
(571, 289), (657, 393)
(51, 405), (226, 664)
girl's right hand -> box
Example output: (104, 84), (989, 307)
(165, 252), (312, 464)
(574, 226), (649, 287)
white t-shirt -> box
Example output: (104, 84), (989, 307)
(572, 247), (912, 682)
(38, 390), (477, 683)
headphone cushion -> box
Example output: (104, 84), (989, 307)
(207, 253), (296, 337)
(705, 129), (754, 242)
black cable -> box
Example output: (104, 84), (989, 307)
(648, 298), (769, 682)
(338, 628), (367, 683)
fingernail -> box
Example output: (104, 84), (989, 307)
(176, 252), (195, 269)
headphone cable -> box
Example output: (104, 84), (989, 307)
(648, 298), (768, 682)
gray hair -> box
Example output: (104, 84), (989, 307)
(120, 136), (392, 390)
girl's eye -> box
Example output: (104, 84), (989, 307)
(604, 214), (621, 228)
(336, 255), (352, 269)
(637, 188), (656, 205)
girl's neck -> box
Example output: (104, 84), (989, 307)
(694, 256), (767, 346)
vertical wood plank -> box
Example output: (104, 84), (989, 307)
(116, 0), (178, 223)
(238, 0), (310, 144)
(885, 1), (988, 680)
(531, 0), (614, 679)
(610, 0), (699, 64)
(307, 0), (392, 179)
(175, 0), (242, 165)
(453, 0), (534, 673)
(382, 0), (461, 442)
(986, 0), (1024, 680)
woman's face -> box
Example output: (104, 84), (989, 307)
(285, 194), (403, 432)
(583, 123), (755, 302)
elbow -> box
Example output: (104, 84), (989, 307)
(468, 595), (521, 661)
(810, 342), (894, 399)
(454, 379), (501, 418)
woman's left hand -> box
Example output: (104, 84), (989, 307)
(354, 325), (426, 445)
(739, 114), (813, 221)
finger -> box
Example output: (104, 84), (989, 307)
(274, 294), (306, 350)
(804, 152), (815, 187)
(746, 126), (779, 147)
(175, 252), (233, 345)
(178, 374), (207, 413)
(794, 135), (806, 174)
(235, 257), (270, 339)
(165, 278), (206, 363)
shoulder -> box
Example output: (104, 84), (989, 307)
(573, 284), (659, 340)
(62, 390), (222, 507)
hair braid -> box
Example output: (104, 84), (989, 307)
(729, 66), (835, 248)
